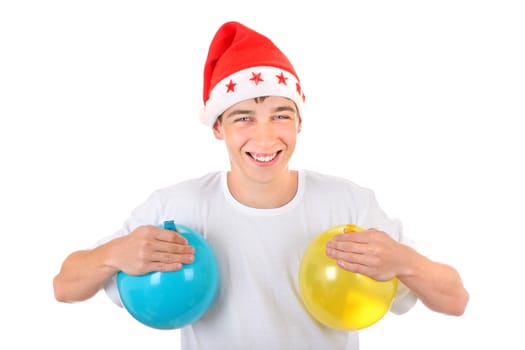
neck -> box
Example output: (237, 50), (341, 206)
(227, 170), (298, 209)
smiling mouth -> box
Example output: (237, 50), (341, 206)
(248, 151), (281, 163)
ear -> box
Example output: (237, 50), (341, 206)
(297, 117), (302, 134)
(212, 119), (224, 140)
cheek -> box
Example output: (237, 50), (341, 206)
(282, 128), (299, 144)
(223, 129), (249, 149)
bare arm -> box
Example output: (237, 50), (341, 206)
(393, 245), (469, 316)
(53, 225), (195, 303)
(53, 243), (120, 303)
(326, 229), (469, 316)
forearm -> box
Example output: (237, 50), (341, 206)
(53, 242), (119, 303)
(398, 246), (469, 316)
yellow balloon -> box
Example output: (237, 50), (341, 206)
(299, 224), (398, 330)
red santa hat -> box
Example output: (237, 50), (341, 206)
(199, 21), (305, 127)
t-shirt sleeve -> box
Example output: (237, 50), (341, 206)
(359, 189), (419, 314)
(390, 280), (418, 315)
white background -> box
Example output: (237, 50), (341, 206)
(1, 1), (524, 349)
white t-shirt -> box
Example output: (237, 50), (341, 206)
(100, 170), (417, 349)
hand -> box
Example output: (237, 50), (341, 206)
(325, 227), (407, 281)
(110, 225), (195, 275)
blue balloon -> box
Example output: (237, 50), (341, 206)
(117, 221), (219, 330)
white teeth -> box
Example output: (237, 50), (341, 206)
(251, 153), (277, 162)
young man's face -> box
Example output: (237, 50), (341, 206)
(213, 96), (301, 185)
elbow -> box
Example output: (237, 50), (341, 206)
(53, 275), (73, 303)
(440, 288), (469, 316)
(53, 274), (80, 303)
(422, 287), (470, 316)
(53, 273), (104, 303)
(451, 288), (470, 316)
(53, 276), (68, 303)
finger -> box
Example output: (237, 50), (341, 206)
(326, 240), (368, 255)
(151, 251), (195, 265)
(331, 231), (371, 243)
(335, 259), (375, 276)
(152, 241), (195, 255)
(156, 228), (189, 245)
(327, 248), (380, 268)
(326, 245), (365, 261)
(150, 262), (184, 272)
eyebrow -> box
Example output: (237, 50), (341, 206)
(224, 109), (252, 119)
(224, 105), (297, 120)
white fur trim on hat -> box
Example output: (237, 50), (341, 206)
(199, 66), (304, 127)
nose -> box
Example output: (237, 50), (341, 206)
(252, 120), (277, 145)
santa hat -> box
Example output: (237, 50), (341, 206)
(199, 21), (305, 127)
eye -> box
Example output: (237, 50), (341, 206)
(274, 114), (290, 120)
(235, 116), (251, 122)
